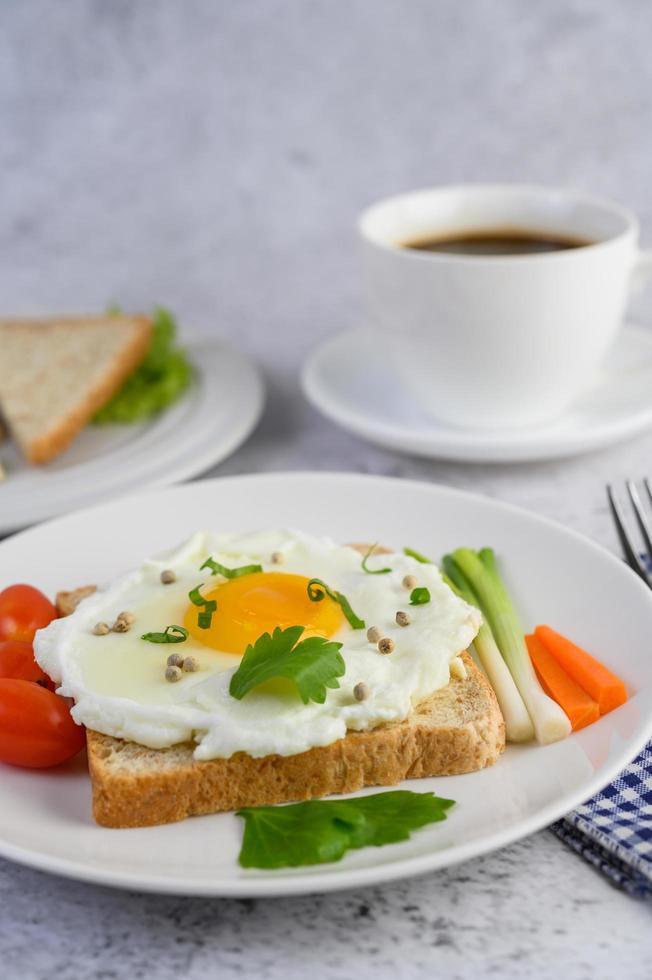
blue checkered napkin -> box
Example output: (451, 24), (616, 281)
(551, 741), (652, 898)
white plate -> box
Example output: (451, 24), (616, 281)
(0, 472), (650, 897)
(302, 325), (652, 462)
(0, 338), (265, 534)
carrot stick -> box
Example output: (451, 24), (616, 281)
(526, 634), (600, 731)
(534, 625), (627, 715)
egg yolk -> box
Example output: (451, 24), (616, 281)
(183, 571), (344, 655)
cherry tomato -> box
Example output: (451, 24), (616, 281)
(0, 678), (85, 768)
(0, 584), (57, 644)
(0, 639), (51, 685)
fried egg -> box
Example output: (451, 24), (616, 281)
(34, 530), (480, 759)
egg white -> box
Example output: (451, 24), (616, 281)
(34, 530), (481, 759)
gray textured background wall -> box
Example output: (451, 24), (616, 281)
(3, 0), (652, 386)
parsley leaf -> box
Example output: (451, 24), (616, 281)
(237, 790), (455, 868)
(228, 625), (345, 704)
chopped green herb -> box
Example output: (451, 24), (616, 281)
(188, 585), (217, 629)
(360, 543), (391, 576)
(200, 557), (263, 578)
(188, 585), (207, 606)
(141, 624), (188, 644)
(197, 604), (217, 629)
(237, 790), (455, 868)
(93, 307), (193, 424)
(403, 547), (432, 564)
(409, 587), (431, 606)
(307, 578), (365, 630)
(229, 625), (345, 704)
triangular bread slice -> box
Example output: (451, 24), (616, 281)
(0, 315), (152, 464)
(87, 652), (505, 828)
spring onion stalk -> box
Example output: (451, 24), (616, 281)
(442, 560), (534, 743)
(448, 548), (571, 745)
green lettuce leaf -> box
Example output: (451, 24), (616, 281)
(93, 306), (193, 423)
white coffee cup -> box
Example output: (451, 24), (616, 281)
(359, 184), (652, 429)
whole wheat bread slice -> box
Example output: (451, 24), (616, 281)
(87, 652), (504, 828)
(0, 315), (152, 463)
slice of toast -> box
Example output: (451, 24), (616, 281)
(87, 652), (505, 828)
(0, 315), (152, 464)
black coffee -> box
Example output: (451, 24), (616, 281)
(401, 229), (592, 256)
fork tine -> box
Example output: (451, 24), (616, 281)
(626, 480), (652, 560)
(645, 477), (652, 508)
(607, 484), (651, 582)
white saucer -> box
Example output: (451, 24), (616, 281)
(0, 335), (265, 534)
(302, 325), (652, 463)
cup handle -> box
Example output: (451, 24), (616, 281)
(630, 250), (652, 294)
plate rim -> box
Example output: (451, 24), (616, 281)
(1, 470), (651, 897)
(301, 326), (652, 463)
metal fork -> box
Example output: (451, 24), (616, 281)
(607, 479), (652, 587)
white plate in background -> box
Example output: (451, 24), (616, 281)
(0, 472), (650, 897)
(302, 325), (652, 463)
(0, 339), (265, 534)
